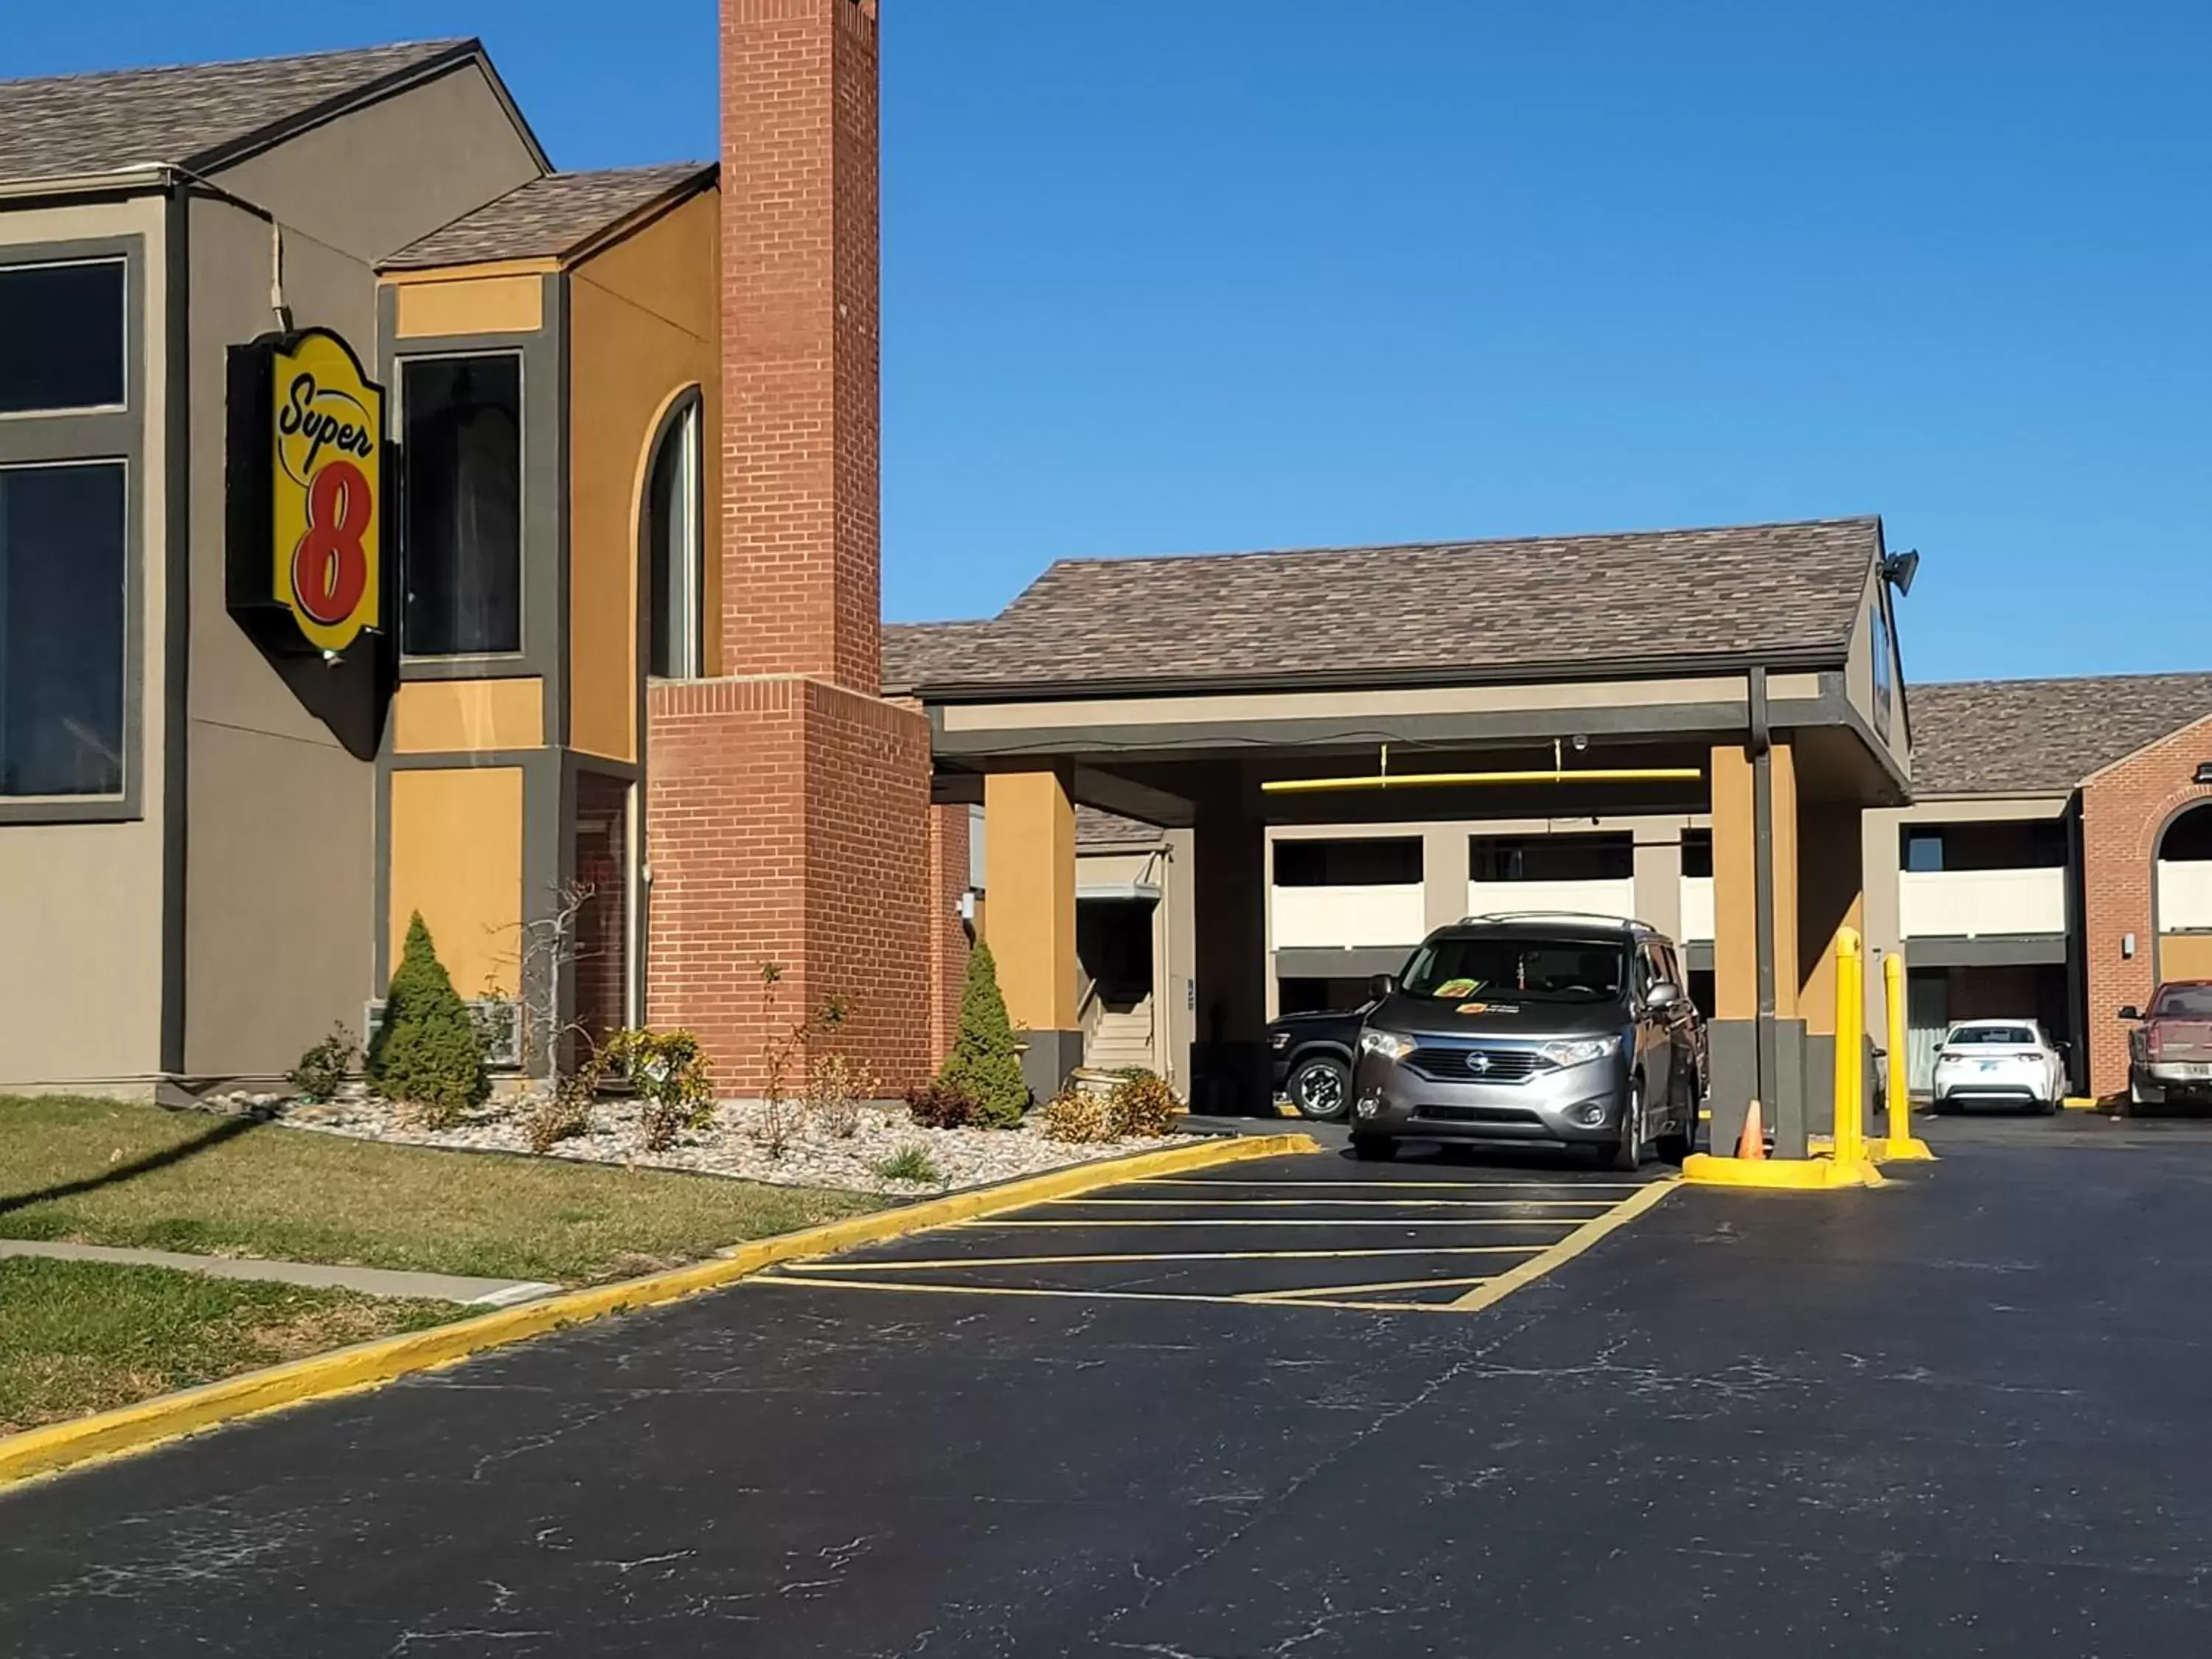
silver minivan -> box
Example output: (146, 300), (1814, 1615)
(1347, 914), (1705, 1169)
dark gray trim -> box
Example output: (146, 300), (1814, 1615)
(385, 307), (562, 695)
(918, 644), (1849, 706)
(933, 698), (1769, 763)
(1020, 1030), (1085, 1104)
(1907, 933), (2069, 969)
(1273, 945), (1413, 981)
(1683, 941), (1714, 973)
(1750, 668), (1792, 1152)
(0, 233), (148, 827)
(159, 189), (189, 1074)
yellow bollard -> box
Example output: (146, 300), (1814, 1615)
(1872, 950), (1935, 1161)
(1832, 928), (1865, 1167)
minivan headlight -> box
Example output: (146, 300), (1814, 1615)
(1539, 1036), (1619, 1068)
(1359, 1029), (1417, 1062)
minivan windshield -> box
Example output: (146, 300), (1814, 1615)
(1400, 936), (1627, 1004)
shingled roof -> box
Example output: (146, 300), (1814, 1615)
(1077, 806), (1166, 848)
(383, 164), (713, 269)
(888, 516), (1883, 697)
(883, 621), (995, 695)
(0, 41), (504, 184)
(1910, 673), (2212, 797)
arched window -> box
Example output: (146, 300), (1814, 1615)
(644, 392), (703, 679)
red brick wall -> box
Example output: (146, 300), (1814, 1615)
(927, 803), (972, 1067)
(645, 678), (931, 1091)
(644, 0), (935, 1091)
(2080, 713), (2212, 1096)
(718, 0), (882, 692)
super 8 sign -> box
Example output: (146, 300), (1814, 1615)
(226, 327), (386, 657)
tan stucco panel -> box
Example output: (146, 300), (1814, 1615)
(0, 195), (168, 1091)
(1712, 740), (1800, 1022)
(215, 60), (543, 263)
(391, 274), (546, 338)
(389, 768), (524, 998)
(567, 189), (720, 761)
(393, 679), (545, 754)
(984, 768), (1079, 1031)
(2161, 935), (2212, 981)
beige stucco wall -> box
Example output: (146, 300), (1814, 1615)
(0, 196), (170, 1092)
(178, 198), (380, 1079)
(215, 60), (543, 264)
(567, 189), (720, 762)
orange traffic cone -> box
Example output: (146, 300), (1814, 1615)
(1736, 1097), (1766, 1161)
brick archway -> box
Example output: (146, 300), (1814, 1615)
(2081, 714), (2212, 1096)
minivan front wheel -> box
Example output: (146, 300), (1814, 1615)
(1607, 1079), (1646, 1172)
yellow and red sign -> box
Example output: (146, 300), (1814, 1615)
(228, 327), (385, 658)
(270, 331), (383, 653)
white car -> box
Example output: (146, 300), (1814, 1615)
(1930, 1020), (2066, 1113)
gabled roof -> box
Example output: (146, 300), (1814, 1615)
(1910, 672), (2212, 797)
(1077, 807), (1166, 849)
(382, 163), (714, 270)
(0, 41), (540, 187)
(886, 516), (1885, 698)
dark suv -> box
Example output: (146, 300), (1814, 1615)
(1346, 914), (1705, 1169)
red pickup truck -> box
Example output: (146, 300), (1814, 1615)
(2121, 981), (2212, 1107)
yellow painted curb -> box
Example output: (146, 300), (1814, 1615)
(1680, 1152), (1886, 1190)
(2062, 1096), (2101, 1111)
(0, 1133), (1321, 1489)
(1868, 1135), (1936, 1163)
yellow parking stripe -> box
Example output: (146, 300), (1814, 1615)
(1249, 1276), (1492, 1302)
(1143, 1179), (1650, 1192)
(751, 1276), (1463, 1315)
(778, 1245), (1545, 1271)
(1046, 1197), (1615, 1210)
(1448, 1180), (1679, 1311)
(972, 1217), (1588, 1229)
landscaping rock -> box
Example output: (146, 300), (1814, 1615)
(266, 1093), (1172, 1195)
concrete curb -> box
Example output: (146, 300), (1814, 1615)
(0, 1133), (1321, 1490)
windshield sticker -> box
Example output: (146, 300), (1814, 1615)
(1433, 978), (1480, 1000)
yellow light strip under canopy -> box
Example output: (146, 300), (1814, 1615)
(1262, 741), (1703, 796)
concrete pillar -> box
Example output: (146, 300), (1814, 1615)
(983, 766), (1082, 1101)
(1711, 739), (1805, 1155)
(1798, 801), (1866, 1135)
(1422, 824), (1472, 935)
(1860, 807), (1905, 1093)
(1157, 827), (1197, 1099)
(1191, 787), (1268, 1115)
(1632, 821), (1683, 942)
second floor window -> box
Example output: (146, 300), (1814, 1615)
(0, 260), (125, 415)
(402, 354), (521, 656)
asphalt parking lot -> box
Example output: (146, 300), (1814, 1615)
(10, 1113), (2212, 1657)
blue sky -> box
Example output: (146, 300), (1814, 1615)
(12, 1), (2210, 682)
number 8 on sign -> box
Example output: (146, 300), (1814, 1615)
(292, 459), (372, 627)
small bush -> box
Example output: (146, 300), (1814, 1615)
(518, 1083), (594, 1155)
(1038, 1087), (1116, 1144)
(369, 914), (490, 1129)
(603, 1028), (717, 1155)
(936, 942), (1028, 1129)
(903, 1079), (978, 1130)
(1107, 1069), (1183, 1138)
(805, 1053), (879, 1140)
(872, 1145), (944, 1186)
(287, 1023), (358, 1102)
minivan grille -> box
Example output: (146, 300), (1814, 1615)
(1405, 1046), (1547, 1083)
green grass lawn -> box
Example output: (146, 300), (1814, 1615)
(0, 1256), (470, 1435)
(0, 1096), (882, 1285)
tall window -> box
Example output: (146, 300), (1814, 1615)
(571, 773), (633, 1046)
(401, 355), (521, 656)
(0, 462), (127, 796)
(644, 394), (703, 678)
(0, 260), (125, 414)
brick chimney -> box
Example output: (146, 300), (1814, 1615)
(645, 0), (934, 1091)
(718, 0), (883, 692)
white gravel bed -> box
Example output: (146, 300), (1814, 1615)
(259, 1093), (1171, 1196)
